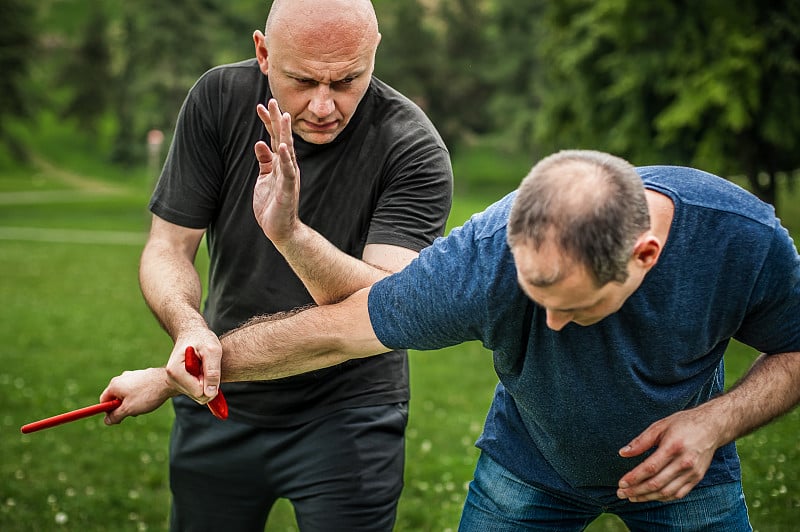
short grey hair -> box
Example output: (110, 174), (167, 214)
(507, 150), (651, 285)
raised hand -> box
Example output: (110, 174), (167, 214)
(253, 99), (302, 247)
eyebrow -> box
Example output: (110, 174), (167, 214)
(284, 67), (367, 83)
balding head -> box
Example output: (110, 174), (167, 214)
(265, 0), (380, 51)
(507, 150), (651, 285)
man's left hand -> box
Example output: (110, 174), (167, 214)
(616, 406), (722, 502)
(253, 99), (302, 247)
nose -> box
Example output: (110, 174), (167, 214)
(545, 310), (572, 331)
(309, 84), (334, 118)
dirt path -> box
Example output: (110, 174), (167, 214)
(29, 155), (130, 195)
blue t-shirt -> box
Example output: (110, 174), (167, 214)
(368, 165), (800, 502)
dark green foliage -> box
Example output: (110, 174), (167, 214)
(110, 0), (224, 164)
(9, 0), (800, 205)
(374, 1), (439, 109)
(0, 0), (37, 160)
(58, 4), (114, 135)
(528, 0), (800, 206)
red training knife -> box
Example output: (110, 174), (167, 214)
(21, 399), (122, 434)
(184, 346), (228, 420)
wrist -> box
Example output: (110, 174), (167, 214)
(275, 221), (313, 257)
(154, 367), (181, 399)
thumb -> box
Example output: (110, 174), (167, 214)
(254, 140), (274, 171)
(201, 351), (221, 398)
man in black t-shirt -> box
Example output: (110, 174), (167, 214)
(104, 0), (452, 530)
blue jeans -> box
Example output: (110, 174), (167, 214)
(459, 453), (752, 532)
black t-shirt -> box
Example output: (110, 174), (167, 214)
(150, 59), (453, 426)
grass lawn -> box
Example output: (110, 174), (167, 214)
(1, 159), (798, 531)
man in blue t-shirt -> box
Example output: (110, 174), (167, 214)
(106, 150), (800, 530)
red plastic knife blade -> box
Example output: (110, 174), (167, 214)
(184, 346), (228, 420)
(21, 399), (122, 434)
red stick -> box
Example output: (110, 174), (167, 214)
(184, 346), (228, 420)
(20, 399), (122, 434)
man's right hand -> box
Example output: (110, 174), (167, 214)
(164, 332), (223, 403)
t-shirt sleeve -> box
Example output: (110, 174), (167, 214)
(365, 127), (453, 252)
(735, 220), (800, 354)
(149, 73), (224, 229)
(367, 221), (488, 350)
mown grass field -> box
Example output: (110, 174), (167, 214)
(1, 155), (798, 531)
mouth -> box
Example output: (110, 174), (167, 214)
(302, 120), (339, 132)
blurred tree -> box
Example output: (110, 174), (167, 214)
(482, 0), (545, 155)
(111, 0), (222, 164)
(374, 0), (439, 111)
(530, 0), (800, 207)
(431, 0), (495, 150)
(0, 0), (36, 160)
(58, 4), (113, 135)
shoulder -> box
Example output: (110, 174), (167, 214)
(188, 59), (263, 100)
(637, 165), (775, 226)
(456, 191), (517, 242)
(362, 77), (447, 149)
(423, 192), (517, 277)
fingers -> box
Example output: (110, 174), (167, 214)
(617, 446), (704, 501)
(277, 143), (298, 189)
(619, 421), (662, 458)
(100, 368), (173, 425)
(99, 383), (124, 425)
(257, 103), (275, 148)
(259, 100), (294, 159)
(617, 420), (709, 502)
(165, 344), (206, 400)
(254, 140), (274, 174)
(166, 337), (223, 404)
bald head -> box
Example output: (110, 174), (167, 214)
(507, 150), (651, 285)
(265, 0), (380, 50)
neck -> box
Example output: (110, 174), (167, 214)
(645, 189), (674, 244)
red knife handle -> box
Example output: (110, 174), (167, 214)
(184, 346), (228, 420)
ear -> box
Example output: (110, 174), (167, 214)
(253, 30), (269, 75)
(632, 234), (662, 271)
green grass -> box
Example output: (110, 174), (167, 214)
(2, 155), (799, 531)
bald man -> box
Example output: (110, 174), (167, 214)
(133, 0), (452, 529)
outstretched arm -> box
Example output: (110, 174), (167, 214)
(217, 287), (388, 382)
(102, 286), (390, 423)
(253, 99), (418, 305)
(616, 350), (800, 502)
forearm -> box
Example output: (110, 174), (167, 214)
(219, 287), (388, 381)
(276, 223), (393, 305)
(139, 240), (207, 340)
(709, 351), (800, 444)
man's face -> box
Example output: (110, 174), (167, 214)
(255, 30), (377, 145)
(511, 239), (644, 331)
